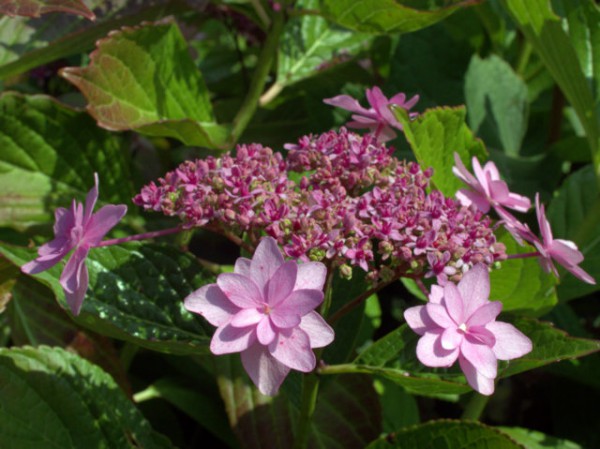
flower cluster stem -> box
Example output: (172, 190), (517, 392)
(228, 10), (284, 147)
(95, 226), (183, 247)
(293, 373), (320, 449)
(461, 392), (490, 421)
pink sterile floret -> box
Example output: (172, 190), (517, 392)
(404, 264), (532, 395)
(532, 194), (595, 285)
(323, 86), (419, 142)
(22, 174), (127, 315)
(453, 153), (531, 215)
(184, 237), (334, 396)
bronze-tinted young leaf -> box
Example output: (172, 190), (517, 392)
(320, 0), (482, 34)
(0, 0), (95, 20)
(61, 19), (229, 149)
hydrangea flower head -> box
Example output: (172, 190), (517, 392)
(453, 153), (531, 215)
(532, 194), (595, 284)
(184, 237), (334, 396)
(22, 174), (127, 315)
(323, 87), (419, 142)
(404, 264), (532, 395)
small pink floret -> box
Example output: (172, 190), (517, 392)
(404, 264), (532, 395)
(22, 174), (127, 315)
(453, 153), (531, 215)
(323, 86), (419, 142)
(184, 237), (334, 396)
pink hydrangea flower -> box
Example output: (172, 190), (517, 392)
(404, 264), (532, 395)
(22, 174), (127, 315)
(184, 237), (335, 396)
(323, 87), (419, 142)
(453, 153), (531, 215)
(532, 194), (595, 285)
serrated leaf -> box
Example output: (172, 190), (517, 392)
(546, 165), (600, 300)
(277, 0), (369, 87)
(499, 427), (583, 449)
(0, 92), (133, 230)
(0, 346), (172, 448)
(365, 420), (524, 449)
(215, 355), (381, 449)
(0, 242), (213, 355)
(320, 0), (481, 35)
(395, 106), (487, 197)
(500, 317), (600, 377)
(464, 54), (529, 156)
(61, 19), (229, 149)
(490, 230), (557, 317)
(502, 0), (600, 173)
(0, 0), (95, 20)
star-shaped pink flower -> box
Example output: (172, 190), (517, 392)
(404, 264), (532, 395)
(323, 87), (419, 142)
(22, 174), (127, 315)
(532, 194), (595, 285)
(453, 153), (531, 215)
(184, 237), (335, 396)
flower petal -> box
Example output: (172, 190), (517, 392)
(461, 337), (497, 379)
(458, 355), (495, 396)
(452, 152), (479, 189)
(251, 237), (284, 292)
(323, 94), (371, 116)
(210, 324), (256, 355)
(298, 311), (334, 348)
(294, 262), (327, 291)
(267, 260), (298, 306)
(486, 321), (532, 361)
(230, 308), (263, 328)
(404, 305), (437, 335)
(429, 285), (444, 304)
(458, 264), (490, 317)
(217, 273), (263, 308)
(269, 327), (315, 372)
(277, 288), (323, 317)
(443, 283), (464, 325)
(256, 317), (276, 345)
(455, 189), (491, 213)
(467, 326), (496, 347)
(82, 173), (99, 227)
(241, 343), (290, 396)
(426, 303), (454, 328)
(269, 309), (301, 329)
(441, 327), (463, 350)
(84, 204), (127, 244)
(234, 257), (252, 277)
(60, 246), (90, 315)
(416, 331), (459, 367)
(184, 284), (239, 327)
(466, 301), (502, 327)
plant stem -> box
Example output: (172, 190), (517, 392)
(318, 265), (335, 318)
(228, 10), (284, 147)
(461, 392), (490, 421)
(505, 251), (540, 260)
(95, 226), (183, 247)
(249, 0), (271, 28)
(293, 373), (320, 449)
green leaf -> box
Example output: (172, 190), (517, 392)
(374, 378), (420, 433)
(0, 346), (172, 448)
(546, 165), (600, 300)
(502, 0), (600, 179)
(365, 420), (524, 449)
(320, 0), (482, 35)
(464, 54), (529, 156)
(138, 377), (237, 448)
(0, 242), (213, 355)
(490, 230), (557, 317)
(215, 354), (381, 449)
(500, 317), (600, 377)
(0, 0), (95, 20)
(499, 427), (583, 449)
(0, 92), (133, 230)
(395, 106), (487, 197)
(277, 0), (369, 87)
(61, 19), (229, 149)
